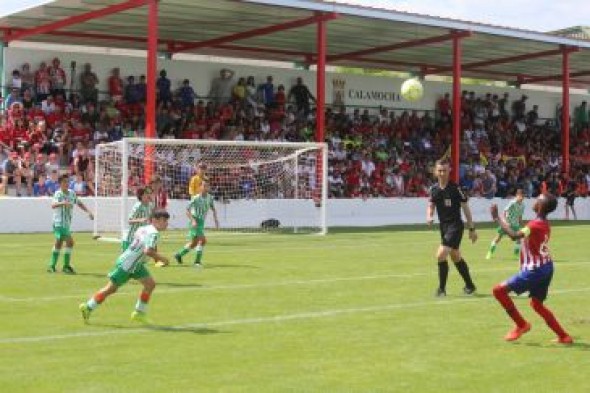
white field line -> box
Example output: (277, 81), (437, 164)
(1, 261), (589, 303)
(1, 286), (589, 345)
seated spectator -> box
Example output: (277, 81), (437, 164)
(33, 175), (51, 196)
(45, 170), (60, 195)
(70, 173), (89, 196)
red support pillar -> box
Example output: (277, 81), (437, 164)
(451, 35), (462, 183)
(562, 47), (571, 175)
(316, 15), (326, 143)
(315, 14), (327, 205)
(145, 0), (158, 184)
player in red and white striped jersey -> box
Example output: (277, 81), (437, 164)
(490, 194), (572, 344)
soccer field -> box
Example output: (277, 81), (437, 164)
(1, 224), (589, 393)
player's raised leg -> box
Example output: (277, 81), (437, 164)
(80, 281), (119, 323)
(492, 282), (530, 341)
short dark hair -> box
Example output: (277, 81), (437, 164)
(59, 174), (69, 183)
(541, 193), (558, 216)
(136, 186), (151, 201)
(151, 209), (170, 220)
(435, 158), (450, 167)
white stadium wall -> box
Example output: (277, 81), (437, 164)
(0, 197), (588, 234)
(4, 47), (589, 118)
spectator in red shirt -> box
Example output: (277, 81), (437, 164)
(108, 68), (123, 102)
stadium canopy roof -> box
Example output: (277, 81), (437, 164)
(1, 0), (590, 87)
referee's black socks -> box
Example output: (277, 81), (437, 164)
(437, 260), (449, 291)
(454, 259), (475, 289)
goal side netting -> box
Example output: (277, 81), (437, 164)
(93, 138), (328, 241)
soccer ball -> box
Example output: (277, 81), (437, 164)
(401, 79), (424, 102)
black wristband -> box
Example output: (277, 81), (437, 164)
(469, 227), (476, 231)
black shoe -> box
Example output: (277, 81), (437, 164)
(174, 254), (183, 264)
(463, 286), (477, 295)
(47, 266), (56, 273)
(62, 265), (76, 275)
(435, 288), (447, 297)
(193, 261), (203, 268)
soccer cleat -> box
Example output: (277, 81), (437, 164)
(194, 261), (203, 268)
(174, 254), (183, 264)
(435, 288), (446, 297)
(79, 303), (91, 324)
(47, 266), (56, 273)
(131, 311), (152, 325)
(485, 251), (493, 260)
(554, 335), (574, 345)
(463, 286), (477, 295)
(504, 322), (531, 341)
(62, 265), (76, 275)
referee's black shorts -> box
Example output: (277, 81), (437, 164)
(439, 221), (464, 249)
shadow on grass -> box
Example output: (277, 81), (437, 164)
(89, 322), (224, 335)
(164, 263), (259, 270)
(519, 340), (590, 351)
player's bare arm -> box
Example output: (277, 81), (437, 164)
(461, 202), (477, 243)
(77, 200), (94, 220)
(491, 204), (524, 240)
(145, 247), (169, 265)
(186, 209), (197, 227)
(426, 202), (435, 226)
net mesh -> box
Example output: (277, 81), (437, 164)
(94, 139), (327, 240)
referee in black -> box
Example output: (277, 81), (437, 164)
(427, 159), (478, 297)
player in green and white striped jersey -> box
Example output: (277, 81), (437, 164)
(79, 210), (170, 324)
(48, 174), (94, 274)
(486, 188), (525, 259)
(121, 187), (153, 251)
(174, 181), (219, 267)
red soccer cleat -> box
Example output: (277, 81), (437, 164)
(504, 322), (532, 341)
(554, 335), (574, 345)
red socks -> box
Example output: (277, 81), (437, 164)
(492, 284), (527, 328)
(140, 290), (151, 303)
(94, 291), (106, 304)
(530, 298), (569, 339)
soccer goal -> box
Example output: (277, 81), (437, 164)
(93, 138), (328, 241)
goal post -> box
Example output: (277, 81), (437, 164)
(93, 138), (328, 241)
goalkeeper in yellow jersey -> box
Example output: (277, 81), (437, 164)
(188, 162), (208, 198)
(175, 181), (219, 267)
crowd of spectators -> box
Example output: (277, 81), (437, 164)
(1, 56), (590, 204)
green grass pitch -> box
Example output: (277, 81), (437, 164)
(1, 224), (590, 392)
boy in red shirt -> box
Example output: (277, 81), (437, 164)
(491, 194), (573, 344)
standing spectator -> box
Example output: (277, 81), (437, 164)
(156, 69), (172, 105)
(79, 63), (99, 104)
(5, 88), (22, 108)
(178, 79), (196, 109)
(11, 69), (22, 91)
(48, 57), (67, 98)
(574, 101), (588, 133)
(35, 61), (51, 102)
(20, 63), (34, 95)
(288, 77), (315, 117)
(208, 68), (235, 105)
(108, 68), (123, 102)
(137, 74), (147, 103)
(482, 170), (497, 199)
(258, 76), (275, 107)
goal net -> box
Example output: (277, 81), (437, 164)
(93, 138), (328, 241)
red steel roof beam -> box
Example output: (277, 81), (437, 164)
(328, 31), (471, 63)
(4, 0), (148, 43)
(521, 70), (590, 85)
(171, 12), (338, 54)
(428, 46), (579, 74)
